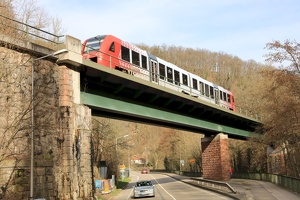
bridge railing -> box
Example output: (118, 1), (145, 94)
(0, 14), (65, 50)
(82, 44), (262, 121)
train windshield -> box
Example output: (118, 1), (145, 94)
(83, 35), (106, 53)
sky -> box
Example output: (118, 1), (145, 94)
(36, 0), (300, 64)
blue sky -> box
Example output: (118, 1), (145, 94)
(37, 0), (300, 63)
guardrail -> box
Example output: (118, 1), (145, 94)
(0, 14), (64, 49)
(190, 178), (237, 194)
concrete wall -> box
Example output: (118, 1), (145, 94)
(0, 39), (93, 199)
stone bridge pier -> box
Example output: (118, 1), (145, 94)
(201, 133), (230, 181)
(58, 72), (93, 199)
(56, 36), (93, 199)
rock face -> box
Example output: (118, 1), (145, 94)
(0, 45), (93, 199)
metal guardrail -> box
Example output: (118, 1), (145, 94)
(158, 170), (237, 194)
(190, 178), (237, 193)
(0, 14), (64, 49)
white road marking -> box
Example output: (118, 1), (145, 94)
(151, 174), (232, 200)
(150, 174), (176, 200)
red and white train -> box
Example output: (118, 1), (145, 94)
(81, 35), (235, 111)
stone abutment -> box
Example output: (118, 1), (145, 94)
(0, 36), (93, 199)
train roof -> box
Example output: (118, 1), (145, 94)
(85, 35), (107, 42)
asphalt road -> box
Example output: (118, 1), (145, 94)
(111, 171), (233, 200)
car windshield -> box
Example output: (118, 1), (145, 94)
(136, 181), (152, 187)
(83, 35), (106, 53)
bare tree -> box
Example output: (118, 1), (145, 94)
(91, 117), (116, 167)
(265, 39), (300, 74)
(0, 0), (20, 39)
(5, 0), (65, 46)
(261, 39), (300, 177)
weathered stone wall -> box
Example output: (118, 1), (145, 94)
(201, 133), (230, 181)
(0, 47), (37, 199)
(0, 43), (93, 199)
(57, 65), (92, 199)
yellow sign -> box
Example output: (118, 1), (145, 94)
(119, 165), (125, 170)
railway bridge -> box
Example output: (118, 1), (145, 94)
(61, 36), (262, 138)
(0, 33), (262, 199)
(60, 35), (262, 179)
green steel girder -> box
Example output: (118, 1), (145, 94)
(81, 91), (259, 139)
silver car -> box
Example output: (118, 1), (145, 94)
(133, 181), (155, 198)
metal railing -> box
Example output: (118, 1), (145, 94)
(155, 170), (237, 194)
(190, 177), (236, 193)
(0, 14), (64, 49)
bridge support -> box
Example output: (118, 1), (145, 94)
(201, 133), (230, 181)
(57, 65), (93, 199)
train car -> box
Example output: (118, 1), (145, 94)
(82, 35), (235, 111)
(82, 35), (149, 80)
(155, 57), (189, 93)
(218, 86), (235, 111)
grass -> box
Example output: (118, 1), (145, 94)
(97, 177), (131, 200)
(117, 177), (131, 189)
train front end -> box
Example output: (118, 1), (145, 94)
(82, 35), (109, 65)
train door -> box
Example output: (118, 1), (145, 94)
(150, 60), (158, 83)
(214, 86), (219, 105)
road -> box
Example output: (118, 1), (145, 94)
(111, 171), (233, 200)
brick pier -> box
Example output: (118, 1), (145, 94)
(201, 133), (230, 181)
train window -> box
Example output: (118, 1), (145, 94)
(109, 42), (115, 52)
(141, 55), (147, 69)
(192, 78), (197, 90)
(84, 37), (103, 53)
(121, 46), (130, 62)
(159, 63), (165, 80)
(182, 74), (188, 86)
(174, 70), (180, 86)
(220, 91), (223, 100)
(205, 84), (209, 97)
(227, 94), (230, 102)
(167, 67), (173, 83)
(199, 82), (204, 95)
(132, 50), (140, 66)
(210, 86), (214, 99)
